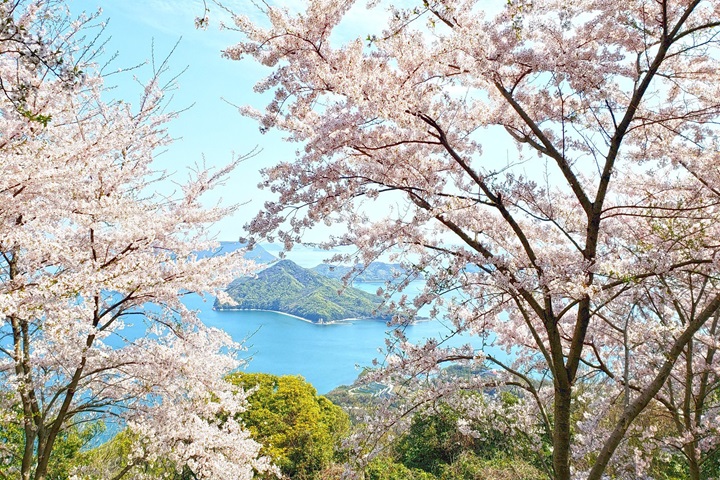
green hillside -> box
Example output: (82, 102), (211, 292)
(215, 260), (390, 322)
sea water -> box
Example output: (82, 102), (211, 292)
(184, 280), (500, 394)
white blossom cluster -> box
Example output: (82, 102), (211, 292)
(0, 2), (271, 478)
(224, 0), (720, 478)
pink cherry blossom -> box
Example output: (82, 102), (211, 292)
(222, 0), (720, 478)
(0, 2), (271, 479)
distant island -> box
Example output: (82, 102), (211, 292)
(312, 262), (420, 283)
(215, 260), (391, 323)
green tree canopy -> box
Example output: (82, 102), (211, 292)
(227, 373), (350, 479)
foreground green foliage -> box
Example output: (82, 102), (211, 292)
(0, 415), (103, 480)
(3, 366), (714, 479)
(364, 449), (545, 480)
(70, 429), (204, 480)
(376, 399), (547, 480)
(227, 372), (350, 479)
(365, 457), (436, 480)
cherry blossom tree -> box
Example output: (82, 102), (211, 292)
(610, 205), (720, 478)
(220, 0), (720, 478)
(660, 308), (720, 478)
(0, 2), (270, 479)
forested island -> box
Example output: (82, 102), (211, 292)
(215, 259), (391, 322)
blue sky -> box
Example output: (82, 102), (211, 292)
(66, 1), (515, 247)
(68, 0), (301, 241)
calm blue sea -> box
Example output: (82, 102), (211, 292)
(100, 247), (501, 395)
(183, 280), (497, 394)
(177, 247), (504, 393)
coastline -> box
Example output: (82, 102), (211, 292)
(213, 307), (385, 325)
(214, 307), (427, 325)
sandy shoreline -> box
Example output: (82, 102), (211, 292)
(213, 307), (429, 325)
(213, 307), (380, 325)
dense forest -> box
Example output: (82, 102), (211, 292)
(216, 260), (391, 322)
(17, 369), (710, 479)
